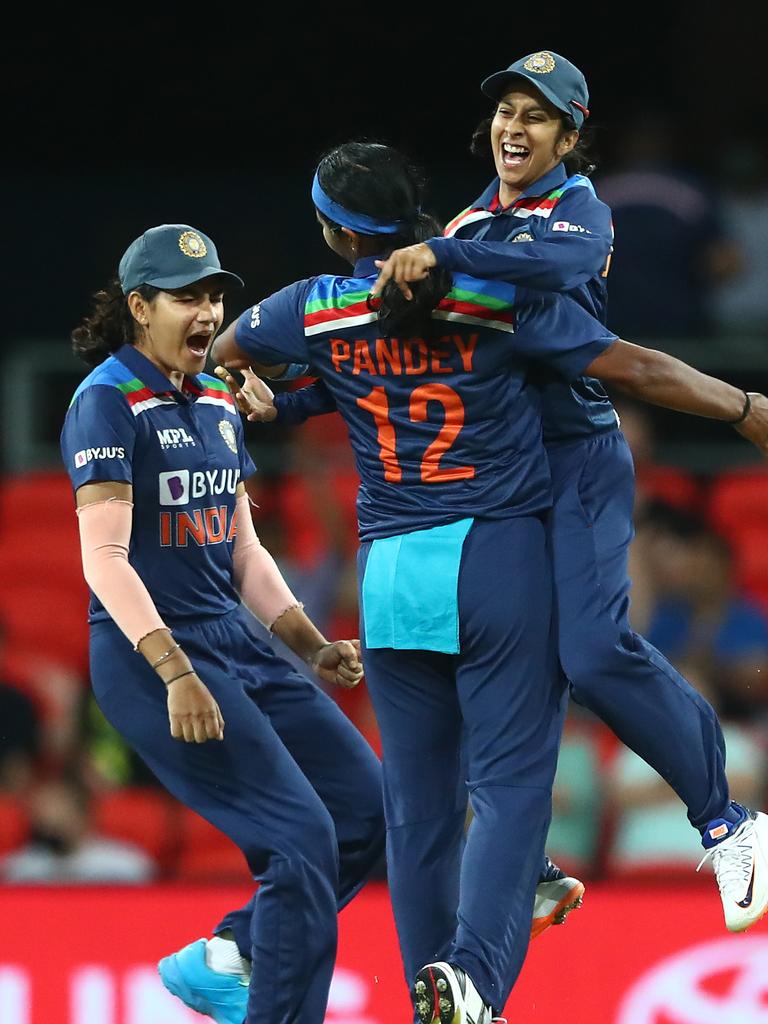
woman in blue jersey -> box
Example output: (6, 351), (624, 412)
(61, 223), (385, 1024)
(372, 49), (768, 939)
(213, 141), (768, 1024)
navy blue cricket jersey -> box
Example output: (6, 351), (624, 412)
(60, 344), (256, 624)
(430, 164), (617, 443)
(233, 257), (617, 540)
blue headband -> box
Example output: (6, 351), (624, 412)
(312, 172), (410, 235)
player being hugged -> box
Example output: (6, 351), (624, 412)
(214, 142), (768, 1024)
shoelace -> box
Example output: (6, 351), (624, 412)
(696, 824), (754, 896)
(491, 1017), (508, 1023)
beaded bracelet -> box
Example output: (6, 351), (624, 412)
(151, 643), (181, 668)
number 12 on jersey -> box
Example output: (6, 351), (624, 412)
(356, 384), (475, 484)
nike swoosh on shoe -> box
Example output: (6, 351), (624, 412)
(737, 861), (756, 908)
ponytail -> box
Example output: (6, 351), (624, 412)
(71, 279), (159, 367)
(375, 212), (453, 337)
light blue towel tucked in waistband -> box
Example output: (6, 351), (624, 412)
(362, 518), (474, 653)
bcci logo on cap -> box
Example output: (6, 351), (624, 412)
(178, 230), (207, 259)
(159, 470), (190, 506)
(523, 51), (556, 74)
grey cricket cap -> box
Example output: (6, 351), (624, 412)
(481, 50), (590, 128)
(119, 224), (244, 293)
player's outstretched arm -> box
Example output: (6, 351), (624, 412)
(585, 340), (768, 455)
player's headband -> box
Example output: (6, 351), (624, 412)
(312, 172), (411, 235)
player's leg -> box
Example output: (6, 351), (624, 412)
(361, 640), (467, 995)
(213, 618), (385, 957)
(431, 515), (565, 1017)
(549, 430), (767, 930)
(90, 614), (340, 1024)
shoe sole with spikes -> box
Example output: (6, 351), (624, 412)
(530, 877), (585, 939)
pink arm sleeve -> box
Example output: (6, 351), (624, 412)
(77, 499), (168, 648)
(232, 493), (300, 630)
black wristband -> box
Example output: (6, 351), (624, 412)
(727, 391), (752, 425)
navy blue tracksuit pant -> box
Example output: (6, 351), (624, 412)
(91, 607), (385, 1024)
(548, 429), (730, 828)
(359, 516), (567, 1013)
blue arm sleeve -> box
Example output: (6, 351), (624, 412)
(513, 289), (618, 380)
(60, 385), (138, 491)
(234, 279), (313, 366)
(274, 379), (338, 426)
(428, 189), (613, 292)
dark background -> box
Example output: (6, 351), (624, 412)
(5, 12), (760, 341)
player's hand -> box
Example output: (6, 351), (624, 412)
(310, 639), (364, 689)
(166, 673), (225, 743)
(214, 365), (277, 422)
(734, 393), (768, 456)
(372, 243), (436, 301)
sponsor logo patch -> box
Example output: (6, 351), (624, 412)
(74, 447), (126, 468)
(156, 427), (196, 451)
(250, 303), (261, 329)
(552, 221), (592, 233)
(159, 470), (190, 506)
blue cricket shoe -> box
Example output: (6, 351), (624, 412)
(158, 938), (248, 1024)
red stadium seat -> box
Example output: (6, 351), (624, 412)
(93, 788), (177, 870)
(0, 471), (89, 678)
(707, 470), (768, 610)
(708, 469), (768, 535)
(174, 807), (251, 882)
(0, 795), (29, 856)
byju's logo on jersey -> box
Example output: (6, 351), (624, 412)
(159, 470), (190, 506)
(250, 304), (261, 329)
(156, 427), (196, 450)
(552, 221), (592, 234)
(74, 447), (126, 468)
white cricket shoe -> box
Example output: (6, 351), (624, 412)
(531, 857), (585, 939)
(697, 809), (768, 932)
(412, 961), (492, 1024)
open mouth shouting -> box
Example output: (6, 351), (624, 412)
(501, 142), (530, 168)
(186, 328), (215, 359)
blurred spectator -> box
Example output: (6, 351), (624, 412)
(606, 670), (766, 873)
(638, 504), (768, 721)
(616, 398), (702, 518)
(596, 112), (742, 339)
(0, 775), (156, 883)
(0, 684), (40, 795)
(545, 715), (604, 878)
(711, 142), (768, 337)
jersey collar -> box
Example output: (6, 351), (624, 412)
(114, 344), (203, 399)
(476, 163), (568, 213)
(353, 255), (386, 279)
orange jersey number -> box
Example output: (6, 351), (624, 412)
(356, 384), (475, 484)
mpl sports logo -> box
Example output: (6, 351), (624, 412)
(617, 935), (768, 1023)
(156, 427), (196, 451)
(74, 446), (125, 468)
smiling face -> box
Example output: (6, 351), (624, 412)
(128, 277), (226, 380)
(490, 81), (578, 204)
